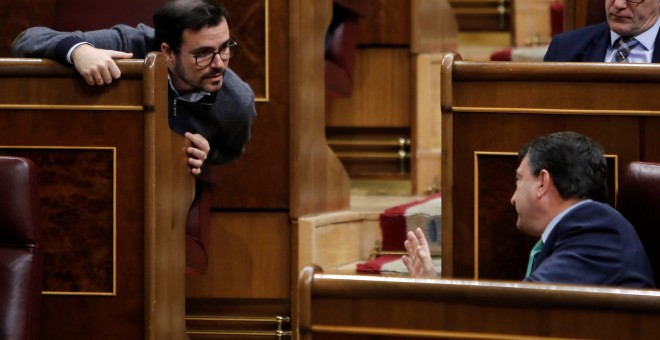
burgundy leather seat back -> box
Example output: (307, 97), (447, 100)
(617, 161), (660, 285)
(0, 157), (42, 340)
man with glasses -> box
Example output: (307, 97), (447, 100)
(544, 0), (660, 62)
(11, 0), (256, 172)
(12, 0), (256, 274)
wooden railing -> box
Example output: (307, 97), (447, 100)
(0, 54), (193, 340)
(297, 265), (660, 339)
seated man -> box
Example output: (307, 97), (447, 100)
(544, 0), (660, 62)
(404, 131), (655, 288)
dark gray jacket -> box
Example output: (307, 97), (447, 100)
(12, 24), (256, 164)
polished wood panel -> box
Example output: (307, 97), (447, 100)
(296, 211), (381, 274)
(563, 0), (606, 31)
(357, 0), (411, 46)
(289, 0), (350, 216)
(144, 53), (194, 340)
(51, 0), (158, 31)
(410, 0), (458, 54)
(298, 266), (660, 340)
(449, 0), (512, 32)
(326, 48), (411, 128)
(325, 47), (414, 180)
(475, 153), (531, 280)
(186, 212), (291, 299)
(186, 298), (291, 339)
(440, 53), (660, 279)
(644, 118), (660, 161)
(514, 0), (553, 46)
(185, 211), (293, 338)
(0, 55), (192, 339)
(211, 0), (292, 210)
(327, 0), (458, 190)
(0, 148), (114, 293)
(0, 0), (56, 57)
(223, 0), (268, 101)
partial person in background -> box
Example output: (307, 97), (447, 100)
(544, 0), (660, 62)
(404, 131), (655, 288)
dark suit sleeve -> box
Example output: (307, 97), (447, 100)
(526, 223), (623, 284)
(525, 203), (654, 288)
(543, 38), (559, 61)
(11, 24), (155, 61)
(542, 22), (611, 62)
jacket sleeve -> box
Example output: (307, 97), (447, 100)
(524, 205), (654, 288)
(11, 24), (156, 62)
(525, 223), (622, 284)
(543, 37), (559, 61)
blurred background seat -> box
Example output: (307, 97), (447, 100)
(0, 156), (43, 340)
(617, 161), (660, 285)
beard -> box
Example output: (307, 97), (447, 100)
(172, 56), (226, 94)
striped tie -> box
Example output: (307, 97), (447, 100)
(614, 37), (639, 63)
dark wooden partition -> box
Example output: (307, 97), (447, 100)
(184, 1), (351, 337)
(440, 53), (660, 280)
(0, 54), (193, 340)
(298, 266), (660, 339)
(563, 0), (606, 32)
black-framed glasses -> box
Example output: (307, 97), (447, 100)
(176, 40), (238, 68)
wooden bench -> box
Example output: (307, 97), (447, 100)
(0, 53), (193, 339)
(298, 265), (660, 339)
(440, 53), (660, 280)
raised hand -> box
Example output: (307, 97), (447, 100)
(402, 227), (437, 278)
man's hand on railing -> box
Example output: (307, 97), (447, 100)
(71, 44), (133, 86)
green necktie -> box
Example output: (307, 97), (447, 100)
(525, 239), (544, 277)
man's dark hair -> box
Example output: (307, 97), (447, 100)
(518, 131), (608, 202)
(153, 0), (230, 50)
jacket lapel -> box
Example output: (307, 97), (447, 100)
(653, 29), (660, 62)
(583, 29), (610, 62)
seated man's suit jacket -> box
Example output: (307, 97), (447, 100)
(544, 21), (660, 62)
(525, 201), (655, 288)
